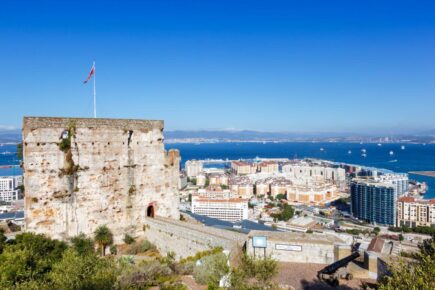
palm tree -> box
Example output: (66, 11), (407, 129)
(94, 225), (113, 256)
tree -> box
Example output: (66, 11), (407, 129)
(373, 227), (381, 235)
(94, 226), (113, 256)
(49, 249), (118, 290)
(379, 237), (435, 290)
(0, 232), (67, 288)
(398, 234), (404, 242)
(271, 204), (294, 221)
(275, 193), (286, 200)
(70, 233), (95, 256)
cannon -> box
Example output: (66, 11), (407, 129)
(317, 243), (361, 286)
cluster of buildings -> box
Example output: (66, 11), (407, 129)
(183, 158), (350, 222)
(350, 172), (435, 227)
(0, 176), (22, 202)
(185, 158), (434, 229)
(186, 159), (347, 206)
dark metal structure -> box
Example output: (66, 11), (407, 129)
(317, 243), (361, 286)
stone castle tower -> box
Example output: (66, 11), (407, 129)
(23, 117), (180, 241)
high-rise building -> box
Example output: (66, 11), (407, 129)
(350, 173), (408, 226)
(350, 179), (397, 226)
(378, 173), (408, 196)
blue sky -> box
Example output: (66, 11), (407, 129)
(1, 0), (435, 133)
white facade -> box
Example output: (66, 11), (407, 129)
(378, 173), (408, 196)
(0, 176), (22, 201)
(191, 196), (249, 222)
(0, 177), (15, 191)
(397, 197), (435, 227)
(0, 190), (20, 202)
(185, 160), (203, 177)
(196, 174), (206, 187)
(281, 163), (346, 190)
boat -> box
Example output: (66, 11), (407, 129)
(361, 153), (367, 157)
(320, 148), (324, 152)
(389, 150), (394, 156)
(361, 148), (366, 153)
(401, 145), (405, 150)
(377, 143), (382, 147)
(348, 150), (352, 154)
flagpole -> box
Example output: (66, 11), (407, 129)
(93, 61), (97, 118)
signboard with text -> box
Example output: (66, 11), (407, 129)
(275, 244), (302, 251)
(252, 236), (267, 248)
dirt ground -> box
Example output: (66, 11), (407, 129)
(274, 262), (375, 290)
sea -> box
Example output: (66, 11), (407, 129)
(165, 142), (435, 199)
(1, 142), (434, 199)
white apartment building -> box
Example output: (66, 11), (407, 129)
(196, 174), (206, 187)
(378, 173), (408, 196)
(231, 161), (257, 175)
(282, 163), (346, 182)
(0, 176), (21, 202)
(397, 196), (435, 227)
(257, 161), (279, 174)
(286, 183), (338, 204)
(195, 188), (234, 199)
(209, 174), (229, 186)
(185, 160), (203, 177)
(0, 190), (20, 202)
(191, 196), (249, 222)
(0, 177), (15, 191)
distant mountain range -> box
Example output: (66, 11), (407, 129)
(164, 130), (435, 144)
(0, 130), (20, 144)
(1, 129), (434, 144)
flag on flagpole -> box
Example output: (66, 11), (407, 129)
(83, 64), (95, 84)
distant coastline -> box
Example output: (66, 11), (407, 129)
(409, 171), (435, 178)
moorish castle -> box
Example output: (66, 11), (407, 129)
(23, 117), (180, 242)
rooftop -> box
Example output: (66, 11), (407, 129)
(248, 230), (344, 245)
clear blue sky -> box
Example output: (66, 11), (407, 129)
(1, 0), (435, 133)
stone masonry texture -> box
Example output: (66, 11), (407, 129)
(23, 117), (180, 242)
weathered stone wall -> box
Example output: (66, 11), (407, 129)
(246, 230), (348, 264)
(23, 117), (180, 242)
(143, 217), (246, 259)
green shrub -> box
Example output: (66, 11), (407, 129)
(123, 234), (135, 245)
(117, 260), (173, 289)
(70, 233), (94, 256)
(193, 252), (229, 286)
(140, 239), (156, 252)
(173, 261), (195, 275)
(49, 249), (118, 290)
(180, 247), (223, 264)
(124, 239), (157, 255)
(0, 232), (67, 288)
